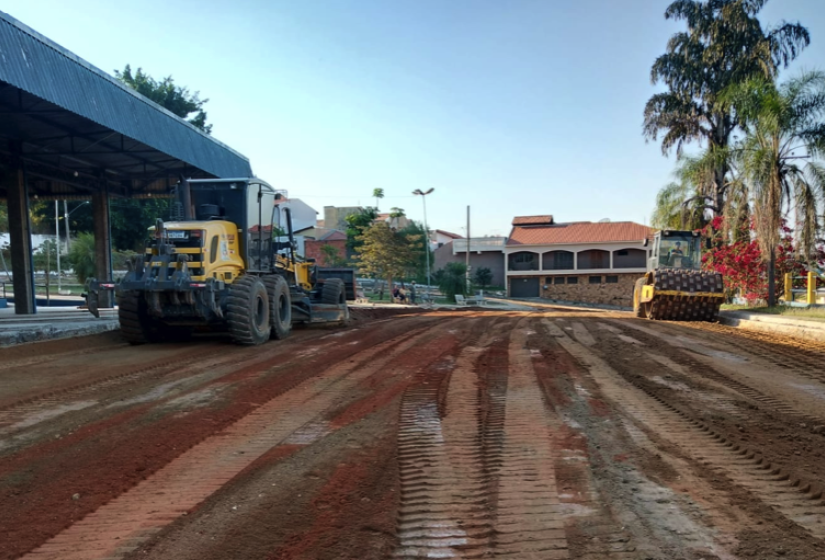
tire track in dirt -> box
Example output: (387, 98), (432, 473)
(549, 320), (825, 545)
(612, 320), (815, 422)
(1, 316), (439, 560)
(21, 320), (460, 560)
(392, 316), (570, 559)
(660, 320), (825, 386)
(492, 320), (568, 559)
(393, 318), (498, 558)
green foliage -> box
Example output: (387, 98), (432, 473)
(319, 243), (347, 267)
(372, 188), (384, 210)
(345, 207), (378, 251)
(0, 202), (8, 231)
(437, 262), (467, 303)
(110, 198), (172, 252)
(32, 240), (58, 274)
(115, 64), (212, 133)
(67, 232), (97, 285)
(354, 222), (420, 293)
(398, 221), (432, 282)
(644, 0), (809, 215)
(473, 267), (493, 290)
(722, 71), (825, 303)
(113, 250), (139, 270)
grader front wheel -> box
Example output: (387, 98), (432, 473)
(227, 276), (272, 346)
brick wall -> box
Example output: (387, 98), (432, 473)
(538, 273), (638, 307)
(304, 239), (347, 266)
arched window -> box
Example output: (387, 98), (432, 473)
(577, 249), (609, 270)
(612, 248), (646, 268)
(508, 251), (539, 271)
(542, 250), (574, 270)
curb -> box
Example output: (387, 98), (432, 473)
(718, 310), (825, 343)
(0, 320), (119, 347)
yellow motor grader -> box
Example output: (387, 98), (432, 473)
(85, 178), (353, 345)
(632, 230), (724, 321)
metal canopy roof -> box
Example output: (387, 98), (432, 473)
(0, 10), (252, 199)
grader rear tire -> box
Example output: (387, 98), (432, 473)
(322, 278), (346, 305)
(264, 275), (292, 340)
(118, 292), (159, 345)
(227, 276), (271, 346)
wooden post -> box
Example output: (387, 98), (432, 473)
(784, 272), (792, 303)
(807, 271), (815, 306)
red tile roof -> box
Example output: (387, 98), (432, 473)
(508, 221), (653, 246)
(512, 215), (554, 226)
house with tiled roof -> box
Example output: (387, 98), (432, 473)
(506, 215), (653, 306)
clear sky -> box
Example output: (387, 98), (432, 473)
(6, 0), (825, 236)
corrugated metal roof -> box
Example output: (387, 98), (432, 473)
(0, 10), (251, 179)
(508, 222), (652, 246)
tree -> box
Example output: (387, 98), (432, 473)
(354, 222), (418, 300)
(372, 188), (384, 210)
(345, 207), (378, 251)
(644, 0), (809, 218)
(437, 263), (468, 303)
(320, 243), (347, 267)
(398, 221), (431, 282)
(0, 202), (8, 232)
(66, 232), (97, 285)
(473, 267), (493, 290)
(115, 64), (212, 133)
(722, 71), (825, 305)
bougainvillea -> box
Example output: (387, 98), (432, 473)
(701, 217), (822, 304)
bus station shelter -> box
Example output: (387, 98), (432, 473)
(0, 10), (252, 314)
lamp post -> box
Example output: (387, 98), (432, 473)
(62, 201), (89, 253)
(412, 188), (434, 303)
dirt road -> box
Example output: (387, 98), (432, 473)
(2, 307), (825, 560)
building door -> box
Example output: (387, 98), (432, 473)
(510, 277), (540, 298)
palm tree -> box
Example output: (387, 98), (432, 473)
(644, 0), (809, 218)
(372, 188), (385, 210)
(724, 71), (825, 305)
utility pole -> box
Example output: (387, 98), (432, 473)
(64, 200), (71, 253)
(55, 201), (61, 293)
(466, 205), (471, 294)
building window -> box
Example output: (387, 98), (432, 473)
(589, 276), (602, 284)
(612, 248), (646, 268)
(542, 250), (574, 270)
(606, 275), (619, 284)
(577, 249), (610, 269)
(553, 276), (565, 285)
(508, 251), (539, 271)
(567, 277), (578, 284)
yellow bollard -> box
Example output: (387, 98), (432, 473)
(807, 271), (815, 306)
(784, 273), (792, 303)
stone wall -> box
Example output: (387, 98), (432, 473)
(539, 273), (638, 307)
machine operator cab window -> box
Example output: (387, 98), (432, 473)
(657, 235), (701, 270)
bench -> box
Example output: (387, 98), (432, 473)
(454, 294), (468, 306)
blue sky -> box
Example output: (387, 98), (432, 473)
(7, 0), (824, 236)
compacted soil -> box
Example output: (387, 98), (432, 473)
(1, 306), (825, 560)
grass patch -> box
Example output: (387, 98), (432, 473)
(721, 304), (825, 322)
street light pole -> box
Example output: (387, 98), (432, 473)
(412, 188), (434, 303)
(63, 201), (89, 253)
(55, 201), (61, 293)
